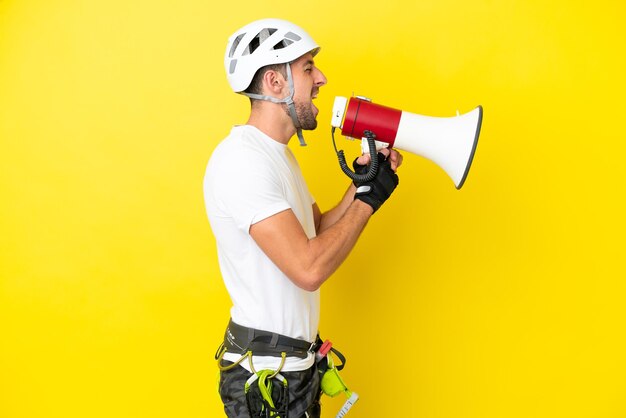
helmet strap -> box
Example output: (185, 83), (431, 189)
(240, 63), (307, 146)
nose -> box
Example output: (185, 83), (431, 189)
(314, 67), (327, 87)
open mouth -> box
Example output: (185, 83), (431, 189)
(310, 87), (321, 115)
(311, 92), (319, 112)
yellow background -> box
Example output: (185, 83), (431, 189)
(1, 1), (625, 417)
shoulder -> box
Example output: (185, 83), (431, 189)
(205, 127), (285, 195)
(210, 126), (281, 169)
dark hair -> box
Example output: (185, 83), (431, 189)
(244, 63), (288, 97)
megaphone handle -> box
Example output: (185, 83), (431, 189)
(333, 129), (379, 183)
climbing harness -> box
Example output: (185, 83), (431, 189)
(217, 343), (290, 417)
(216, 320), (359, 417)
(221, 318), (315, 359)
(215, 321), (304, 417)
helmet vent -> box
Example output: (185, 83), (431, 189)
(244, 28), (277, 56)
(229, 59), (237, 74)
(228, 34), (244, 58)
(284, 31), (301, 41)
(272, 38), (293, 50)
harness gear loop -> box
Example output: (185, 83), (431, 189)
(268, 352), (287, 379)
(216, 343), (253, 372)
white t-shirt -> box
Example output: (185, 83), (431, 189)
(203, 125), (319, 372)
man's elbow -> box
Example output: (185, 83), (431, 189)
(291, 270), (326, 292)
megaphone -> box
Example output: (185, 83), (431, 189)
(330, 96), (483, 189)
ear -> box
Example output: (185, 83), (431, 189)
(261, 69), (286, 96)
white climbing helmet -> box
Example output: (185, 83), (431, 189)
(224, 18), (320, 93)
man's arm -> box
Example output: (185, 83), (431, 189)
(250, 200), (373, 292)
(251, 148), (401, 292)
(313, 184), (357, 234)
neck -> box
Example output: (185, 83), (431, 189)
(246, 102), (295, 145)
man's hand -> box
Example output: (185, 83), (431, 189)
(355, 147), (403, 172)
(354, 152), (400, 213)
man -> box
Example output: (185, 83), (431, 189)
(203, 18), (401, 417)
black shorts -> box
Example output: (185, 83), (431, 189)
(218, 360), (322, 418)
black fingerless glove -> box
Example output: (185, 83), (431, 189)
(354, 153), (399, 213)
(352, 157), (369, 185)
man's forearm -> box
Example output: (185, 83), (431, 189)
(317, 183), (357, 234)
(304, 199), (372, 290)
(250, 198), (372, 292)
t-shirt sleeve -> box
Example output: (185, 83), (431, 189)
(211, 154), (290, 233)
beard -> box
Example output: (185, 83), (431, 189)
(284, 101), (318, 131)
(296, 101), (318, 130)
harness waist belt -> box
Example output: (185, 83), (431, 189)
(222, 319), (317, 359)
